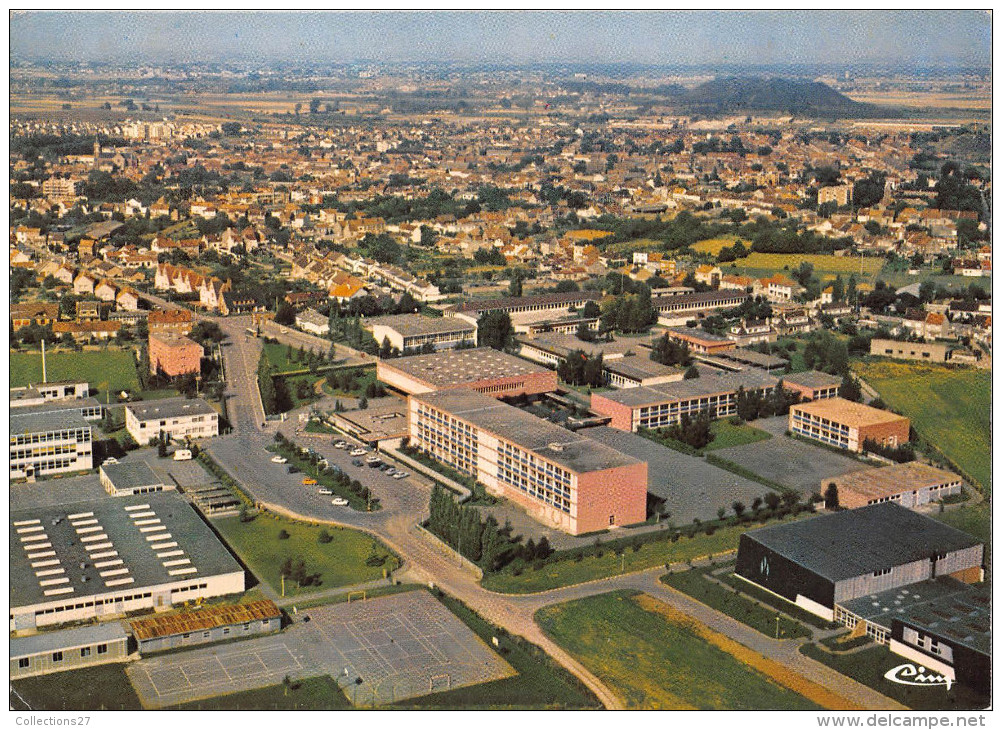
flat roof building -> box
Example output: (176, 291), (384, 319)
(10, 491), (245, 631)
(10, 621), (129, 680)
(603, 355), (686, 389)
(781, 370), (842, 401)
(377, 347), (557, 398)
(789, 398), (910, 453)
(591, 370), (778, 432)
(10, 410), (93, 480)
(735, 503), (983, 623)
(328, 396), (410, 445)
(870, 338), (951, 364)
(125, 397), (219, 445)
(366, 313), (476, 353)
(824, 462), (963, 510)
(666, 326), (737, 355)
(100, 461), (174, 497)
(409, 389), (647, 534)
(716, 348), (788, 373)
(10, 381), (90, 407)
(149, 333), (203, 378)
(295, 308), (330, 337)
(10, 396), (103, 422)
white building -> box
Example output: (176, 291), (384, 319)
(10, 411), (93, 480)
(366, 313), (476, 353)
(125, 398), (219, 444)
(295, 308), (330, 336)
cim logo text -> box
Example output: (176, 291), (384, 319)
(884, 663), (953, 691)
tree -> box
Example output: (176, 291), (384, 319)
(507, 273), (523, 298)
(732, 501), (746, 518)
(838, 375), (862, 402)
(477, 310), (515, 351)
(582, 300), (601, 319)
(764, 492), (782, 511)
(824, 482), (840, 511)
(274, 302), (296, 325)
(683, 364), (700, 379)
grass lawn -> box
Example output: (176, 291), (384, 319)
(704, 419), (773, 451)
(729, 252), (885, 277)
(10, 349), (139, 394)
(213, 513), (397, 596)
(304, 419), (339, 434)
(852, 360), (991, 493)
(396, 592), (600, 709)
(173, 675), (351, 710)
(481, 515), (801, 594)
(930, 502), (992, 571)
(322, 366), (378, 398)
(263, 340), (312, 374)
(719, 571), (837, 629)
(11, 663), (142, 711)
(800, 643), (989, 711)
(536, 591), (823, 710)
(691, 234), (743, 255)
(661, 568), (811, 639)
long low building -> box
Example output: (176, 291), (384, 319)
(666, 326), (736, 355)
(366, 313), (476, 353)
(11, 396), (104, 422)
(125, 397), (219, 444)
(590, 370), (779, 431)
(129, 599), (282, 653)
(735, 503), (984, 623)
(10, 621), (130, 680)
(789, 398), (910, 453)
(10, 380), (90, 407)
(378, 347), (557, 398)
(445, 291), (602, 326)
(10, 410), (93, 480)
(780, 370), (842, 401)
(10, 491), (245, 631)
(409, 389), (647, 534)
(824, 462), (963, 510)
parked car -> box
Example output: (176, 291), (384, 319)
(173, 450), (192, 461)
(333, 441), (348, 449)
(102, 458), (119, 466)
(385, 468), (397, 476)
(271, 456), (288, 464)
(349, 447), (367, 457)
(318, 488), (333, 495)
(287, 465), (300, 474)
(331, 497), (349, 507)
(392, 471), (408, 480)
(302, 477), (317, 485)
(351, 459), (364, 467)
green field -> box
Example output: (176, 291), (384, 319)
(396, 592), (600, 709)
(262, 341), (314, 374)
(481, 516), (800, 594)
(931, 503), (992, 570)
(213, 513), (397, 596)
(728, 252), (885, 277)
(536, 591), (821, 710)
(704, 419), (773, 451)
(853, 360), (991, 493)
(11, 663), (141, 711)
(691, 235), (742, 255)
(661, 568), (811, 639)
(10, 349), (140, 394)
(174, 675), (351, 710)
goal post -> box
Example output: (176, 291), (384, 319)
(429, 673), (451, 692)
(347, 590), (366, 603)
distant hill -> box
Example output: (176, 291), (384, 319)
(681, 76), (876, 117)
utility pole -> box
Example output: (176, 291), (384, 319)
(775, 614), (780, 639)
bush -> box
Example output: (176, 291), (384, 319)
(277, 529), (290, 540)
(318, 529), (333, 544)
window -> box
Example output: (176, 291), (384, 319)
(872, 568), (892, 577)
(81, 647), (92, 658)
(223, 627), (230, 635)
(18, 658), (29, 669)
(203, 632), (210, 639)
(52, 651), (63, 663)
(609, 515), (615, 526)
(96, 644), (107, 655)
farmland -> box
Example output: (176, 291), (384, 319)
(852, 361), (991, 493)
(10, 348), (140, 395)
(691, 235), (744, 256)
(727, 252), (885, 278)
(535, 591), (830, 710)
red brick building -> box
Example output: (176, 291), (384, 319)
(789, 398), (910, 453)
(149, 333), (203, 378)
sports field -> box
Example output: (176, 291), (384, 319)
(10, 349), (140, 393)
(853, 361), (991, 493)
(536, 591), (831, 710)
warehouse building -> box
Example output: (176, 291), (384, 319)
(10, 622), (129, 680)
(366, 313), (477, 353)
(823, 462), (963, 510)
(129, 599), (281, 654)
(789, 398), (910, 453)
(602, 355), (685, 389)
(590, 370), (778, 432)
(100, 461), (174, 497)
(869, 338), (951, 364)
(10, 410), (93, 480)
(409, 389), (647, 534)
(445, 291), (602, 327)
(10, 491), (245, 631)
(125, 397), (219, 444)
(653, 289), (749, 324)
(781, 370), (842, 401)
(735, 503), (983, 623)
(378, 347), (557, 398)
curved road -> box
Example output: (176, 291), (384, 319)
(151, 295), (904, 711)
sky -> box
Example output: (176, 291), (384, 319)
(9, 10), (993, 69)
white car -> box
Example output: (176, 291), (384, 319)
(333, 441), (348, 449)
(349, 448), (367, 457)
(331, 497), (349, 506)
(318, 488), (333, 495)
(102, 457), (119, 466)
(271, 456), (288, 464)
(392, 471), (408, 480)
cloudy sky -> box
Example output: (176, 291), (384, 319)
(10, 11), (992, 69)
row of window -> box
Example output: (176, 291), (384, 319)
(11, 442), (84, 460)
(10, 428), (91, 446)
(18, 643), (110, 668)
(791, 424), (850, 449)
(34, 583), (209, 617)
(791, 412), (851, 434)
(11, 456), (86, 474)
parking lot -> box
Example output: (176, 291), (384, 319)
(713, 417), (871, 494)
(127, 590), (513, 708)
